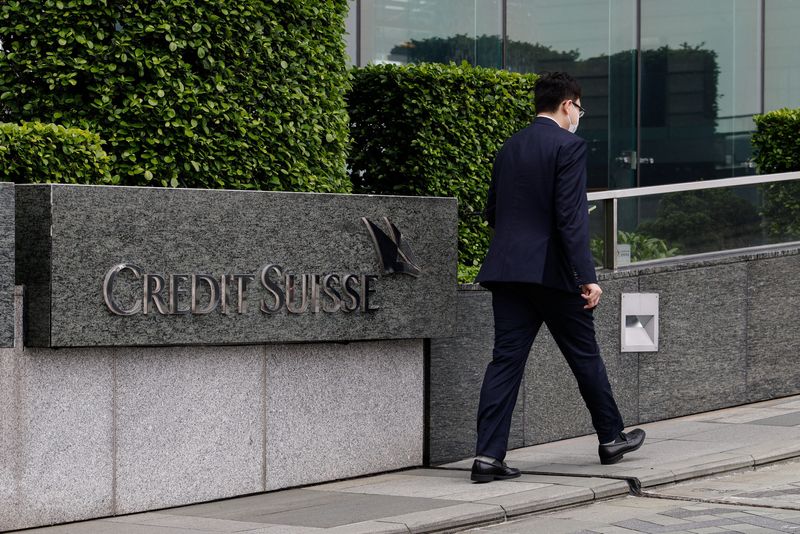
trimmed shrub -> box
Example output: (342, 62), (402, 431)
(0, 121), (112, 184)
(752, 109), (800, 238)
(0, 0), (351, 192)
(457, 264), (481, 284)
(348, 62), (538, 269)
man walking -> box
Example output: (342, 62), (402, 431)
(471, 72), (645, 483)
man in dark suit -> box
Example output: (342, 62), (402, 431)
(471, 72), (645, 483)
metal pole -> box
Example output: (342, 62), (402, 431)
(760, 0), (766, 114)
(501, 0), (508, 69)
(356, 0), (362, 67)
(603, 198), (618, 270)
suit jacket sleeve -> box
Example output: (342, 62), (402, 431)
(554, 138), (597, 286)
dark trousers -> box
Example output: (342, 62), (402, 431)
(475, 282), (624, 461)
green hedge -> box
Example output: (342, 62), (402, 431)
(348, 62), (538, 269)
(0, 0), (351, 192)
(0, 121), (112, 184)
(752, 108), (800, 238)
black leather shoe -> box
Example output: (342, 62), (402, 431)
(470, 458), (521, 483)
(598, 428), (646, 465)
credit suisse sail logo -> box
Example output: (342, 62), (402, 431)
(361, 217), (421, 277)
(102, 217), (421, 317)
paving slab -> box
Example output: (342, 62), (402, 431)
(740, 441), (800, 466)
(748, 410), (800, 427)
(171, 490), (459, 529)
(476, 484), (595, 518)
(324, 521), (409, 534)
(468, 497), (800, 534)
(310, 471), (552, 501)
(702, 406), (800, 424)
(19, 522), (213, 534)
(234, 527), (325, 533)
(662, 453), (756, 483)
(106, 513), (272, 532)
(467, 494), (673, 532)
(379, 502), (505, 533)
(516, 463), (677, 488)
(625, 420), (726, 439)
(514, 475), (631, 500)
(649, 459), (800, 510)
(166, 489), (352, 519)
(661, 422), (800, 446)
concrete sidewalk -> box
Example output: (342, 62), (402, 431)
(17, 395), (800, 534)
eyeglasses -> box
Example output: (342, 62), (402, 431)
(571, 101), (586, 118)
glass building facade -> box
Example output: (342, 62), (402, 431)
(345, 0), (800, 192)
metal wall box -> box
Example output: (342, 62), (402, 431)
(621, 292), (659, 352)
(15, 184), (458, 347)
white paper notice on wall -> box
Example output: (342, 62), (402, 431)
(616, 244), (631, 267)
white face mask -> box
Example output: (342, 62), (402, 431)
(568, 104), (580, 133)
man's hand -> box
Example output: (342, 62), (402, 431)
(580, 283), (602, 309)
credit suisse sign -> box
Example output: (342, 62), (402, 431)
(16, 185), (457, 347)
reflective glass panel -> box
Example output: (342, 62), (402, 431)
(614, 182), (800, 265)
(506, 0), (637, 191)
(640, 0), (760, 186)
(765, 0), (800, 110)
(359, 0), (502, 68)
(587, 198), (607, 267)
(345, 0), (358, 66)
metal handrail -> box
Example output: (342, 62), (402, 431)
(588, 171), (800, 201)
(590, 171), (800, 270)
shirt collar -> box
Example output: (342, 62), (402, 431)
(535, 114), (560, 127)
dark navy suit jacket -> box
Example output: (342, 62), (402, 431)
(475, 117), (597, 293)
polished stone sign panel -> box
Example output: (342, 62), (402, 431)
(16, 185), (457, 347)
(0, 183), (13, 348)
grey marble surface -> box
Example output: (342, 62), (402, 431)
(638, 263), (749, 422)
(524, 326), (594, 445)
(15, 185), (52, 347)
(428, 291), (524, 464)
(0, 184), (12, 347)
(16, 184), (457, 347)
(0, 345), (114, 532)
(115, 345), (264, 515)
(746, 254), (800, 402)
(264, 339), (424, 491)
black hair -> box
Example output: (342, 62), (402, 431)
(534, 72), (582, 113)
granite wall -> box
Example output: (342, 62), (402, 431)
(0, 183), (13, 348)
(0, 289), (424, 532)
(15, 184), (457, 347)
(428, 246), (800, 465)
